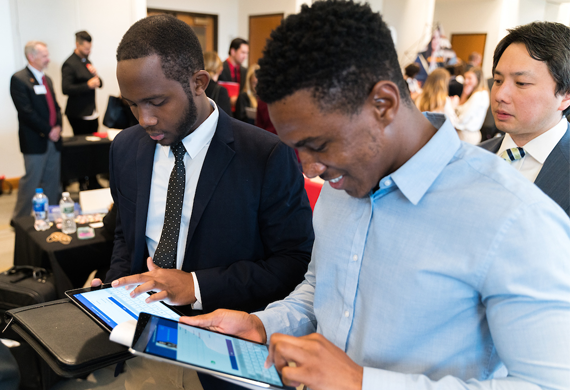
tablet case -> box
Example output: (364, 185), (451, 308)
(4, 298), (132, 378)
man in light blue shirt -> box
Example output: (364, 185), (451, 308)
(182, 2), (570, 389)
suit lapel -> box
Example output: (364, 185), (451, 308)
(134, 134), (156, 267)
(183, 111), (235, 264)
(534, 125), (570, 213)
(25, 68), (49, 111)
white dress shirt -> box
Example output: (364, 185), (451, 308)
(498, 117), (567, 183)
(145, 99), (219, 309)
(27, 64), (44, 83)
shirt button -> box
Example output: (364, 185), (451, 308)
(384, 179), (392, 186)
(344, 311), (349, 317)
(352, 254), (358, 261)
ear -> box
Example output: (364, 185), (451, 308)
(192, 70), (210, 96)
(558, 91), (570, 113)
(370, 81), (400, 128)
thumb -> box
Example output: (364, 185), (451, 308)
(147, 256), (160, 271)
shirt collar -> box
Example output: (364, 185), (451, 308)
(498, 118), (568, 164)
(160, 98), (219, 159)
(27, 64), (44, 83)
(388, 113), (460, 205)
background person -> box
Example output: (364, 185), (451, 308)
(62, 31), (102, 135)
(10, 41), (62, 221)
(203, 51), (232, 115)
(234, 64), (259, 124)
(446, 67), (489, 144)
(219, 37), (249, 109)
(414, 67), (450, 113)
(404, 63), (422, 100)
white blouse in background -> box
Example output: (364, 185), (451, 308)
(444, 90), (490, 145)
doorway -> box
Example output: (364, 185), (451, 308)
(147, 8), (218, 53)
(450, 33), (486, 65)
(249, 14), (284, 67)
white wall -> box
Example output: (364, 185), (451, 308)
(545, 2), (570, 24)
(433, 0), (504, 79)
(518, 0), (546, 24)
(147, 0), (238, 63)
(383, 0), (436, 67)
(2, 0), (144, 179)
(0, 0), (21, 178)
(237, 0), (297, 50)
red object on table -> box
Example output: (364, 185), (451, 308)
(92, 132), (108, 138)
(304, 177), (323, 211)
(218, 81), (240, 112)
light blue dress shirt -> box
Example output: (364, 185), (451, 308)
(255, 114), (570, 390)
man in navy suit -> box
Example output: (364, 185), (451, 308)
(10, 41), (62, 220)
(480, 22), (570, 216)
(91, 15), (313, 389)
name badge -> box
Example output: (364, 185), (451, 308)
(33, 85), (47, 95)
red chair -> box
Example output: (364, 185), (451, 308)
(304, 177), (323, 211)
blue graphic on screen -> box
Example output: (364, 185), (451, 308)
(146, 318), (283, 386)
(76, 288), (180, 329)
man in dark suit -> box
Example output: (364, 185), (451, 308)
(480, 22), (570, 216)
(10, 41), (62, 220)
(91, 15), (313, 389)
(219, 38), (249, 109)
(61, 31), (102, 135)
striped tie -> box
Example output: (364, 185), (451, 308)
(501, 147), (526, 162)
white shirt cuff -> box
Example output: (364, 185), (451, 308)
(191, 272), (203, 310)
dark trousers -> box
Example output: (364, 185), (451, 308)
(67, 117), (99, 135)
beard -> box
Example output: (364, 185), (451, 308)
(172, 93), (199, 144)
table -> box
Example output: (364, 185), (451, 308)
(13, 217), (113, 298)
(61, 136), (111, 184)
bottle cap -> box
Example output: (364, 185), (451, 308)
(35, 188), (43, 193)
(62, 192), (70, 197)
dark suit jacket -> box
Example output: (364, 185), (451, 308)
(479, 123), (570, 216)
(106, 109), (314, 314)
(10, 67), (62, 154)
(62, 52), (103, 117)
(219, 60), (248, 91)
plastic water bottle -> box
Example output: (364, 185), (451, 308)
(59, 192), (76, 234)
(32, 188), (49, 231)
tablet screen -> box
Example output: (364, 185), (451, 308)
(69, 286), (181, 331)
(133, 315), (284, 387)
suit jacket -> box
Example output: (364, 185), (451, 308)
(219, 59), (248, 91)
(106, 109), (314, 313)
(479, 123), (570, 216)
(10, 67), (62, 154)
(61, 52), (103, 117)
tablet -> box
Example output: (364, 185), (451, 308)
(66, 284), (183, 332)
(131, 313), (293, 390)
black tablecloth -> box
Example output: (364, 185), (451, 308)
(61, 136), (111, 183)
(13, 217), (113, 298)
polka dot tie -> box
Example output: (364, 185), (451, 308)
(501, 147), (526, 162)
(153, 142), (186, 269)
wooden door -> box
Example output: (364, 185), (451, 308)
(450, 33), (486, 65)
(148, 9), (218, 52)
(249, 14), (283, 67)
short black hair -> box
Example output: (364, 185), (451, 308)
(116, 15), (204, 97)
(405, 63), (420, 78)
(493, 21), (570, 116)
(256, 0), (411, 115)
(75, 31), (91, 44)
(228, 38), (248, 55)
